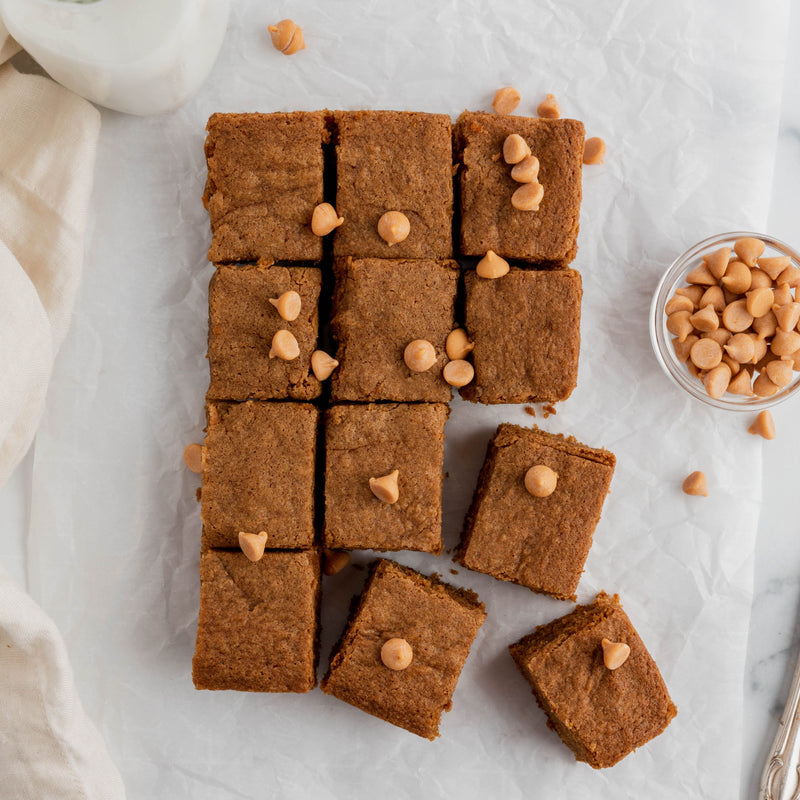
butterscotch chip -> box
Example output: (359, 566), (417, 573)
(774, 302), (800, 332)
(446, 328), (474, 360)
(238, 530), (268, 562)
(476, 250), (510, 279)
(311, 350), (339, 381)
(443, 359), (474, 387)
(666, 294), (694, 315)
(269, 329), (300, 361)
(323, 549), (351, 577)
(721, 260), (752, 294)
(311, 203), (344, 236)
(492, 86), (521, 115)
(704, 247), (731, 280)
(537, 93), (561, 119)
(699, 285), (725, 313)
(510, 155), (540, 183)
(727, 369), (754, 396)
(269, 290), (302, 321)
(724, 333), (755, 364)
(753, 371), (780, 397)
(582, 136), (606, 165)
(778, 265), (800, 287)
(503, 133), (532, 165)
(183, 443), (204, 473)
(765, 358), (793, 387)
(771, 329), (800, 357)
(377, 211), (411, 246)
(511, 182), (545, 211)
(381, 638), (414, 671)
(676, 285), (705, 305)
(524, 464), (558, 498)
(404, 339), (437, 372)
(721, 354), (740, 375)
(667, 310), (693, 342)
(749, 268), (773, 289)
(746, 287), (774, 318)
(682, 471), (708, 497)
(369, 470), (400, 504)
(773, 283), (794, 306)
(601, 638), (631, 670)
(672, 334), (699, 363)
(748, 409), (776, 439)
(703, 363), (731, 399)
(268, 19), (305, 54)
(703, 328), (730, 347)
(757, 256), (791, 280)
(753, 310), (778, 340)
(689, 305), (718, 333)
(686, 263), (716, 285)
(689, 338), (722, 370)
(734, 237), (765, 267)
(722, 300), (754, 333)
(751, 336), (768, 364)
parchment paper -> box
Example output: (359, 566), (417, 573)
(25, 1), (789, 797)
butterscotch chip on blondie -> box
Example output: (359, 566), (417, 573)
(207, 263), (321, 401)
(454, 111), (584, 265)
(203, 112), (329, 263)
(509, 592), (676, 768)
(321, 559), (486, 739)
(458, 424), (615, 600)
(192, 549), (321, 692)
(461, 267), (582, 404)
(324, 403), (448, 554)
(330, 258), (459, 402)
(332, 111), (454, 259)
(201, 401), (318, 550)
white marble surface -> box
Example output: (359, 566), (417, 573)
(1, 4), (800, 798)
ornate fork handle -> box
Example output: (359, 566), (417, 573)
(759, 642), (800, 800)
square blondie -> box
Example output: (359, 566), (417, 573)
(509, 592), (677, 768)
(458, 424), (615, 600)
(461, 267), (582, 404)
(330, 257), (459, 402)
(207, 262), (321, 401)
(321, 559), (486, 739)
(454, 111), (584, 265)
(333, 111), (454, 259)
(201, 401), (318, 550)
(203, 111), (329, 263)
(324, 403), (449, 554)
(192, 548), (321, 693)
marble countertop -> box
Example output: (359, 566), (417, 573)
(2, 6), (800, 797)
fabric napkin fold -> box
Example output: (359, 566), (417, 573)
(0, 36), (126, 800)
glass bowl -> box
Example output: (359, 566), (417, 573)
(649, 231), (800, 411)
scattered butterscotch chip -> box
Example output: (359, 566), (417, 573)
(734, 237), (765, 268)
(238, 531), (268, 562)
(685, 263), (716, 286)
(476, 249), (510, 279)
(369, 470), (400, 504)
(311, 202), (344, 236)
(511, 181), (544, 211)
(446, 328), (474, 360)
(269, 329), (300, 360)
(703, 363), (731, 399)
(443, 359), (474, 387)
(748, 409), (776, 439)
(524, 464), (558, 498)
(510, 154), (540, 184)
(727, 369), (754, 396)
(502, 133), (531, 165)
(183, 443), (204, 473)
(381, 638), (413, 671)
(689, 304), (718, 333)
(492, 86), (521, 115)
(268, 19), (305, 55)
(269, 290), (302, 321)
(311, 350), (339, 381)
(682, 471), (708, 497)
(704, 247), (731, 280)
(537, 93), (561, 119)
(582, 136), (606, 165)
(765, 359), (793, 387)
(601, 638), (631, 670)
(377, 211), (410, 246)
(403, 339), (436, 372)
(323, 549), (351, 576)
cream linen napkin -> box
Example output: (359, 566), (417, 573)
(0, 26), (126, 800)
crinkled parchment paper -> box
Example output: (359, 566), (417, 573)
(25, 1), (788, 797)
